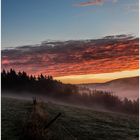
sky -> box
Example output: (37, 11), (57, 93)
(2, 36), (139, 83)
(1, 0), (139, 84)
(2, 0), (139, 49)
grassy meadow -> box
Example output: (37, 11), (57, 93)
(1, 97), (139, 140)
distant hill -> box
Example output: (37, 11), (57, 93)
(79, 76), (139, 100)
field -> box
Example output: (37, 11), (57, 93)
(2, 97), (139, 140)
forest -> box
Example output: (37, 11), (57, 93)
(1, 69), (139, 115)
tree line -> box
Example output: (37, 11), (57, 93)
(1, 69), (138, 115)
(1, 69), (78, 97)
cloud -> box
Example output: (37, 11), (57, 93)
(74, 0), (117, 7)
(1, 35), (139, 77)
(75, 0), (104, 7)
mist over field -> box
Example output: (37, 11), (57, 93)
(78, 76), (139, 100)
(2, 92), (110, 114)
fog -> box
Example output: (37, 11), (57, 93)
(1, 91), (115, 114)
(79, 76), (139, 100)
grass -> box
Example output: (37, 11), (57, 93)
(2, 97), (139, 140)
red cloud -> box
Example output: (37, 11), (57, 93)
(75, 0), (104, 7)
(74, 0), (117, 7)
(2, 35), (139, 77)
(2, 59), (10, 65)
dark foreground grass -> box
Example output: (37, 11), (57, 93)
(1, 97), (139, 140)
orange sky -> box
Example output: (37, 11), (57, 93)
(55, 69), (139, 84)
(2, 36), (139, 84)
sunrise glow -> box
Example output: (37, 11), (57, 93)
(55, 69), (139, 84)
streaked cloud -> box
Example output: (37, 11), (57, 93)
(74, 0), (117, 7)
(2, 35), (139, 79)
(75, 0), (104, 7)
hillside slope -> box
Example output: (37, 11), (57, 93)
(79, 76), (139, 100)
(2, 97), (138, 140)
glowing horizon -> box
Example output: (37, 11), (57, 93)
(2, 36), (138, 79)
(54, 69), (139, 84)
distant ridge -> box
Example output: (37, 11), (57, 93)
(79, 76), (139, 100)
